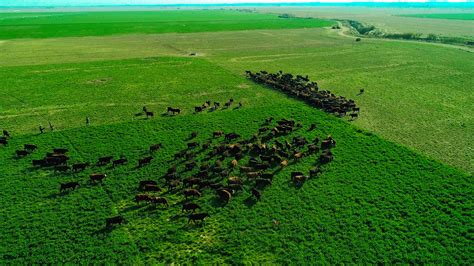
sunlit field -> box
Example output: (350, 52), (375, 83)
(0, 8), (472, 264)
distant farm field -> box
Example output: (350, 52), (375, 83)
(0, 10), (333, 39)
(400, 13), (474, 20)
(0, 8), (473, 264)
(1, 27), (472, 173)
(258, 7), (474, 38)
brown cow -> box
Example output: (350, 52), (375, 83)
(151, 197), (169, 207)
(246, 172), (261, 179)
(184, 189), (201, 199)
(217, 189), (232, 203)
(135, 194), (151, 205)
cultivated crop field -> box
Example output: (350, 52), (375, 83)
(0, 8), (472, 264)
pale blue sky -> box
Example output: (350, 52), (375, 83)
(1, 0), (471, 7)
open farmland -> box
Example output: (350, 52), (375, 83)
(1, 26), (472, 172)
(0, 8), (473, 264)
(259, 7), (474, 39)
(0, 10), (332, 39)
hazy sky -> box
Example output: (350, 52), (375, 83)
(1, 0), (471, 7)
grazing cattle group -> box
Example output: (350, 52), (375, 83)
(246, 70), (360, 119)
(9, 111), (336, 230)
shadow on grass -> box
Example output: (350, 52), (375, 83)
(244, 196), (257, 207)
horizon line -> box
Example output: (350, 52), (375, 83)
(1, 2), (473, 8)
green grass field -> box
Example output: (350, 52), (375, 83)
(400, 13), (474, 20)
(0, 9), (472, 264)
(0, 10), (332, 39)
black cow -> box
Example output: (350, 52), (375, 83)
(54, 165), (70, 172)
(151, 197), (169, 207)
(16, 150), (30, 157)
(139, 180), (157, 190)
(53, 148), (68, 154)
(251, 188), (261, 200)
(225, 133), (240, 141)
(90, 173), (107, 182)
(106, 216), (124, 228)
(145, 111), (154, 118)
(24, 144), (37, 151)
(113, 158), (127, 167)
(97, 156), (113, 166)
(138, 156), (153, 167)
(182, 202), (200, 213)
(143, 184), (161, 192)
(32, 159), (47, 167)
(72, 163), (89, 172)
(188, 213), (209, 224)
(60, 182), (79, 192)
(150, 143), (162, 152)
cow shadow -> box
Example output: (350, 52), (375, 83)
(244, 196), (257, 207)
(287, 180), (304, 190)
(209, 197), (227, 208)
(45, 191), (65, 199)
(121, 204), (142, 213)
(92, 226), (117, 236)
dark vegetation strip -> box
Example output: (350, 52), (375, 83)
(245, 70), (360, 120)
(342, 19), (474, 47)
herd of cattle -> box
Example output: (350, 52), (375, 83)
(246, 70), (360, 119)
(139, 98), (242, 119)
(1, 115), (336, 228)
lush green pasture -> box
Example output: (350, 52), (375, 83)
(0, 10), (332, 40)
(1, 28), (471, 172)
(400, 13), (474, 20)
(0, 58), (471, 263)
(0, 9), (472, 264)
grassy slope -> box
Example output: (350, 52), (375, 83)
(1, 28), (472, 173)
(0, 10), (332, 39)
(400, 13), (474, 20)
(0, 57), (471, 264)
